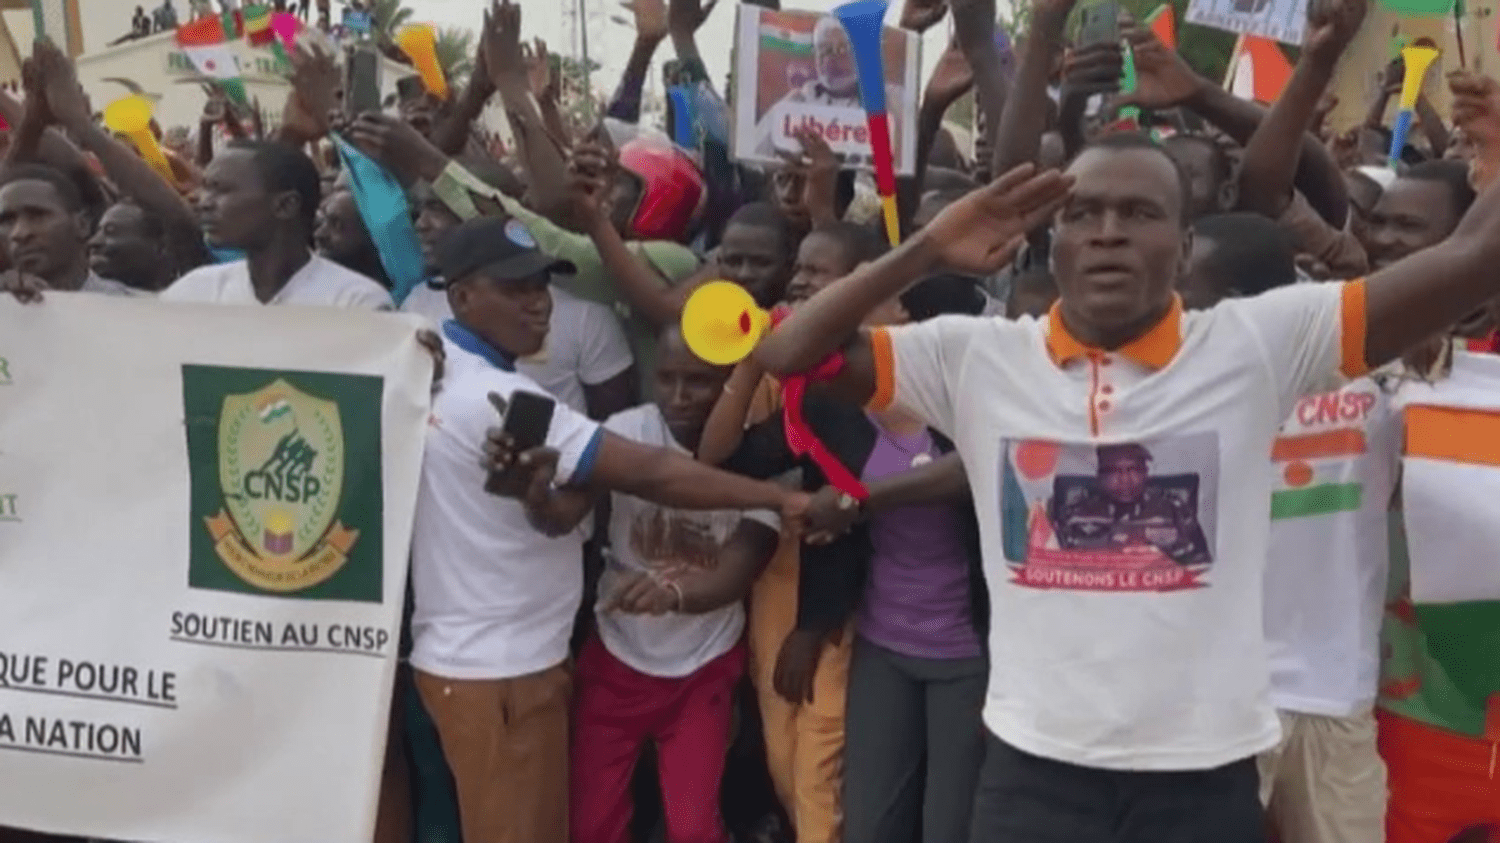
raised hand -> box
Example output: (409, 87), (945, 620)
(774, 128), (839, 225)
(200, 84), (229, 126)
(668, 0), (719, 37)
(622, 0), (669, 42)
(347, 112), (449, 185)
(1450, 71), (1500, 189)
(567, 137), (618, 223)
(1115, 27), (1206, 110)
(920, 163), (1074, 276)
(480, 0), (526, 87)
(1303, 0), (1367, 62)
(525, 38), (556, 102)
(282, 40), (340, 141)
(31, 39), (90, 130)
(900, 0), (949, 32)
(925, 36), (975, 108)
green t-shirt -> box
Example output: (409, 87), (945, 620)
(1378, 509), (1500, 738)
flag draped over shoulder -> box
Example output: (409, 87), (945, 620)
(1397, 350), (1500, 604)
(176, 13), (247, 105)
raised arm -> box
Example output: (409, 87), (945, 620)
(430, 48), (497, 156)
(696, 357), (768, 465)
(569, 138), (701, 326)
(1238, 0), (1364, 219)
(991, 0), (1074, 176)
(1123, 29), (1349, 228)
(754, 164), (1071, 402)
(484, 0), (573, 223)
(608, 0), (668, 123)
(950, 0), (1010, 181)
(900, 38), (975, 231)
(0, 79), (90, 176)
(668, 0), (718, 69)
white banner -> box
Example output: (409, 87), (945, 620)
(1186, 0), (1309, 47)
(0, 294), (431, 843)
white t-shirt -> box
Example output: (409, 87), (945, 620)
(596, 404), (776, 678)
(409, 328), (604, 680)
(160, 254), (393, 310)
(1263, 377), (1397, 718)
(871, 281), (1363, 771)
(400, 283), (633, 415)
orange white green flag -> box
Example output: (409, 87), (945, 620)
(1396, 350), (1500, 604)
(176, 13), (247, 105)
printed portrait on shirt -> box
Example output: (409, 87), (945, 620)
(1000, 433), (1220, 592)
(627, 507), (741, 574)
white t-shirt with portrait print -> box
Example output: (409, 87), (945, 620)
(400, 282), (634, 415)
(869, 281), (1364, 771)
(409, 332), (604, 681)
(596, 403), (778, 678)
(159, 254), (393, 309)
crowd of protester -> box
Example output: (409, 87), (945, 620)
(3, 0), (1500, 840)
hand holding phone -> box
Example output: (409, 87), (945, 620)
(345, 46), (382, 117)
(1078, 0), (1121, 47)
(484, 390), (557, 498)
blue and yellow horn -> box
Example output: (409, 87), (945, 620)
(1389, 41), (1439, 166)
(833, 0), (901, 247)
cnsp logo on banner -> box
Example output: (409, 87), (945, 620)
(182, 365), (385, 602)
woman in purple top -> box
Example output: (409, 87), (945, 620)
(836, 401), (989, 843)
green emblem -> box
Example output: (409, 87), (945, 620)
(183, 365), (384, 602)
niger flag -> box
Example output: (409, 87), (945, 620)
(176, 14), (246, 105)
(1271, 427), (1368, 520)
(1399, 351), (1500, 604)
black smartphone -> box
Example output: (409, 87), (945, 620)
(345, 47), (382, 117)
(395, 74), (425, 104)
(485, 391), (557, 497)
(1078, 1), (1121, 47)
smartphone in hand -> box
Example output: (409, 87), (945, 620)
(345, 46), (383, 117)
(485, 391), (557, 498)
(1078, 0), (1121, 47)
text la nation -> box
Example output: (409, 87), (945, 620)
(0, 714), (143, 759)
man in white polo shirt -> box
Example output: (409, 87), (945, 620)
(160, 141), (392, 309)
(755, 130), (1500, 841)
(411, 216), (805, 843)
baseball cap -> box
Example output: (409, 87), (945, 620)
(436, 217), (576, 285)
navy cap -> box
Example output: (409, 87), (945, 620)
(436, 217), (576, 285)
